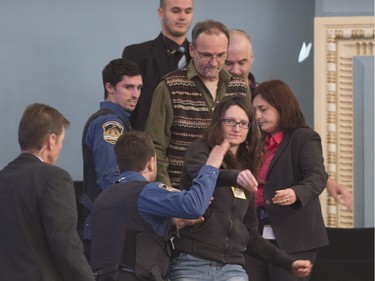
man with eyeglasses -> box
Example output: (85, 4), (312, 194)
(144, 19), (250, 189)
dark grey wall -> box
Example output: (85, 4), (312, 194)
(353, 57), (374, 227)
(315, 0), (374, 16)
(0, 0), (315, 180)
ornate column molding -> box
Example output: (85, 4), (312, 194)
(314, 16), (374, 227)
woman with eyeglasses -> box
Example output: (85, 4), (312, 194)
(247, 80), (329, 281)
(168, 95), (312, 281)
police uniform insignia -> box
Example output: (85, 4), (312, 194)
(159, 184), (181, 192)
(102, 121), (124, 144)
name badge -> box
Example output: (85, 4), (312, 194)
(262, 225), (276, 240)
(231, 186), (246, 199)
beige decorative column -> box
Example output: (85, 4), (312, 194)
(314, 16), (374, 227)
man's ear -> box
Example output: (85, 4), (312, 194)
(46, 133), (57, 151)
(104, 82), (113, 95)
(157, 7), (164, 19)
(147, 155), (156, 173)
(189, 43), (194, 58)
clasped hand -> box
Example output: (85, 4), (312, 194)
(237, 170), (258, 193)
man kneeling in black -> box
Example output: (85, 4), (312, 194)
(90, 131), (229, 281)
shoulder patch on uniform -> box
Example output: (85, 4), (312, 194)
(102, 121), (124, 144)
(158, 183), (181, 192)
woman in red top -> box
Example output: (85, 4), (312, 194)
(248, 80), (329, 281)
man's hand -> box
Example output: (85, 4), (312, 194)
(174, 217), (205, 230)
(326, 178), (353, 211)
(291, 260), (312, 278)
(206, 139), (230, 169)
(237, 170), (258, 193)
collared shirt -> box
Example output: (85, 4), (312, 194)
(186, 61), (239, 111)
(256, 131), (284, 207)
(99, 101), (132, 127)
(26, 153), (44, 162)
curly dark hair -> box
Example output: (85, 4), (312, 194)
(203, 95), (263, 176)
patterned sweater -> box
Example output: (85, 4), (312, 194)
(164, 68), (248, 187)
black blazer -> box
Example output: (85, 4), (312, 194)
(263, 128), (329, 254)
(0, 153), (94, 281)
(122, 33), (190, 130)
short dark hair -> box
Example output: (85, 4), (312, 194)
(191, 19), (229, 47)
(114, 131), (155, 173)
(252, 79), (308, 132)
(102, 58), (142, 99)
(204, 95), (263, 175)
(18, 103), (70, 151)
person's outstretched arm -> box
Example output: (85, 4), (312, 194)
(326, 178), (353, 211)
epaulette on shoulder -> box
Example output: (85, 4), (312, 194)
(158, 183), (181, 192)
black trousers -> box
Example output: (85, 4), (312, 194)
(245, 247), (317, 281)
(245, 208), (318, 281)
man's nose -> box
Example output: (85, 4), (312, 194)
(132, 89), (141, 98)
(231, 65), (241, 75)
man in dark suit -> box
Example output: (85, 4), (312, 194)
(122, 0), (193, 130)
(0, 103), (94, 281)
